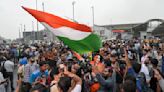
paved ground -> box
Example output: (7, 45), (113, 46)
(13, 66), (18, 89)
(6, 66), (18, 92)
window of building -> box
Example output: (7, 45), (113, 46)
(100, 30), (105, 35)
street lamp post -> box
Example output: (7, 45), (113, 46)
(42, 2), (46, 42)
(32, 21), (35, 43)
(91, 6), (95, 32)
(20, 24), (22, 38)
(36, 0), (39, 40)
(18, 27), (21, 52)
(72, 1), (76, 21)
(19, 27), (21, 40)
(35, 0), (38, 11)
(24, 24), (26, 32)
(42, 2), (45, 12)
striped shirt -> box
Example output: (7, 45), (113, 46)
(23, 63), (39, 83)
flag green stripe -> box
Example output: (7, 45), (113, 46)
(57, 33), (102, 54)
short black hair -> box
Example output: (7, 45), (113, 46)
(30, 83), (47, 92)
(0, 56), (6, 62)
(48, 60), (57, 68)
(151, 58), (158, 67)
(5, 54), (12, 60)
(50, 67), (59, 80)
(110, 54), (117, 57)
(143, 49), (149, 53)
(122, 80), (136, 92)
(58, 76), (71, 92)
(132, 63), (141, 74)
(124, 74), (136, 84)
(39, 61), (47, 67)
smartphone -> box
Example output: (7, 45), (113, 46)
(84, 73), (91, 81)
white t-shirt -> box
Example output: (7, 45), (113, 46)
(140, 64), (150, 81)
(4, 60), (14, 72)
(135, 43), (140, 50)
(71, 84), (82, 92)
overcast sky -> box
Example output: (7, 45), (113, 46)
(0, 0), (164, 39)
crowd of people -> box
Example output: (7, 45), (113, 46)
(0, 38), (164, 92)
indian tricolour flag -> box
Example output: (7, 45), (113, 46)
(22, 7), (102, 54)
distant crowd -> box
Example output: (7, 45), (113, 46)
(0, 38), (164, 92)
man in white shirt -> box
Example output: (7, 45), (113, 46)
(3, 56), (14, 91)
(140, 63), (151, 82)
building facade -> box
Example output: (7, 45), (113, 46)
(93, 23), (139, 40)
(93, 25), (113, 40)
(23, 29), (57, 44)
(93, 19), (164, 40)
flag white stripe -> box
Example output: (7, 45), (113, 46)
(41, 22), (91, 40)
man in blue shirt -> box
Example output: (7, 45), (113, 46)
(124, 48), (142, 92)
(30, 61), (48, 85)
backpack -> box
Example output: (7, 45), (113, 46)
(0, 61), (7, 78)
